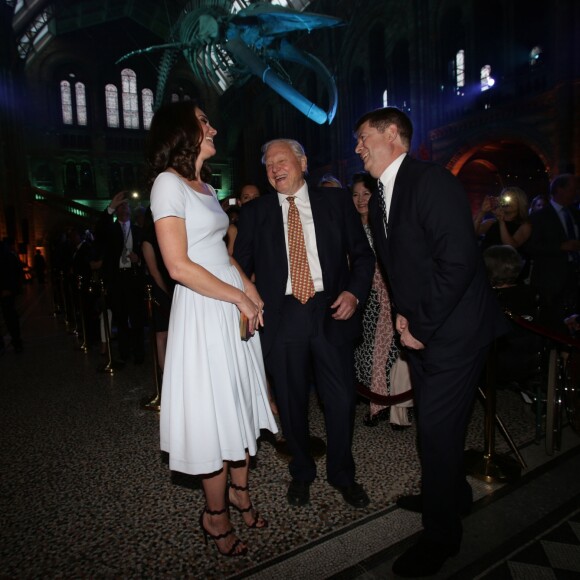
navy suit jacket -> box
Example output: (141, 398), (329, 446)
(234, 186), (374, 356)
(528, 203), (580, 294)
(369, 155), (506, 365)
(95, 209), (144, 284)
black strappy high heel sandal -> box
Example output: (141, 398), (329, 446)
(199, 506), (248, 557)
(228, 482), (268, 529)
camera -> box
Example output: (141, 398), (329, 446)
(498, 194), (511, 208)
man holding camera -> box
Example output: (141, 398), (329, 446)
(95, 191), (145, 364)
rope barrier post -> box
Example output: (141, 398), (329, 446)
(50, 268), (60, 318)
(464, 339), (522, 483)
(141, 284), (162, 412)
(59, 271), (70, 331)
(505, 311), (580, 455)
(97, 278), (124, 374)
(76, 274), (89, 353)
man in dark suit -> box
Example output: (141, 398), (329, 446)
(527, 174), (580, 333)
(95, 191), (145, 364)
(234, 139), (374, 509)
(354, 108), (507, 577)
(0, 238), (24, 354)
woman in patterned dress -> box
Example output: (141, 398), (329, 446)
(351, 173), (400, 426)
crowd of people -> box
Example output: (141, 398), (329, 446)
(5, 101), (579, 578)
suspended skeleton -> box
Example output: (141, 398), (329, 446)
(117, 0), (342, 124)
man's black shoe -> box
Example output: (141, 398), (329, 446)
(396, 494), (422, 512)
(392, 536), (458, 577)
(287, 480), (311, 506)
(396, 494), (471, 516)
(331, 482), (370, 508)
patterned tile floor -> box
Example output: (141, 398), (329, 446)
(1, 285), (579, 579)
(478, 505), (580, 579)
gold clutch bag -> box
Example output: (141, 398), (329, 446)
(240, 313), (251, 341)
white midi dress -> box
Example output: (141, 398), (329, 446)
(150, 172), (278, 475)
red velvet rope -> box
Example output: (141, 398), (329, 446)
(505, 310), (580, 349)
(356, 311), (580, 406)
(355, 382), (414, 406)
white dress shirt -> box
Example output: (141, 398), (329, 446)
(119, 219), (133, 269)
(277, 182), (324, 294)
(379, 152), (407, 225)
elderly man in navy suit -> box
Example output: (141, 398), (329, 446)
(234, 139), (374, 509)
(354, 108), (507, 577)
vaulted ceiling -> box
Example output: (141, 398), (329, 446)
(9, 0), (313, 64)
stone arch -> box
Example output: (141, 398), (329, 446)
(446, 138), (550, 214)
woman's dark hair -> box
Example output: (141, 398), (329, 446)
(483, 245), (523, 287)
(146, 101), (212, 184)
(349, 172), (377, 194)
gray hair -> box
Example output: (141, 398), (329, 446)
(261, 138), (307, 165)
(483, 245), (523, 287)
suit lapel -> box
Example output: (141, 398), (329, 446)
(387, 155), (410, 235)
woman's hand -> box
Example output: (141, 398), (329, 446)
(245, 282), (265, 330)
(236, 288), (263, 334)
(494, 206), (506, 222)
(480, 196), (493, 214)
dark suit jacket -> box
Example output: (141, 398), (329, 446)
(71, 240), (96, 289)
(234, 186), (374, 356)
(95, 210), (144, 284)
(369, 155), (506, 364)
(527, 203), (580, 294)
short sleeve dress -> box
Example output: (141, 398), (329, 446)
(150, 172), (277, 475)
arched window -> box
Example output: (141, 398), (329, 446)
(106, 71), (153, 129)
(60, 80), (73, 125)
(105, 84), (120, 128)
(480, 65), (494, 91)
(75, 82), (87, 126)
(121, 68), (139, 129)
(60, 76), (89, 126)
(455, 50), (465, 94)
(142, 88), (154, 129)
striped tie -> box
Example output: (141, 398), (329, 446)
(287, 196), (315, 304)
(378, 180), (388, 235)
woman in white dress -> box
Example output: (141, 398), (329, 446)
(147, 101), (278, 557)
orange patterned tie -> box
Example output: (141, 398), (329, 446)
(287, 196), (315, 304)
